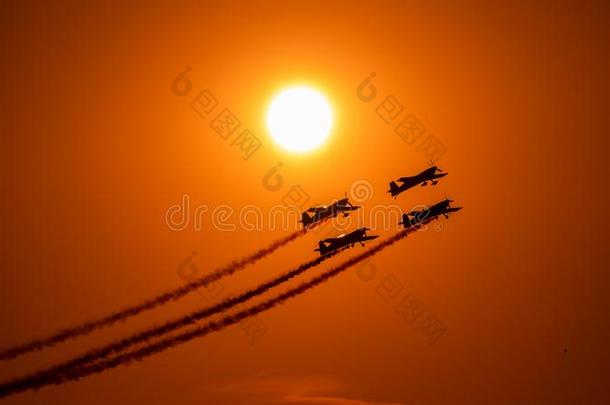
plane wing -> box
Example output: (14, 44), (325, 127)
(360, 235), (379, 241)
(397, 176), (415, 183)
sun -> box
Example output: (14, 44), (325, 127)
(267, 86), (333, 153)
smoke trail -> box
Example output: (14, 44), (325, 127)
(0, 225), (316, 361)
(0, 224), (426, 398)
(0, 254), (333, 388)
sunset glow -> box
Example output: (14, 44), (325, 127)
(267, 86), (333, 153)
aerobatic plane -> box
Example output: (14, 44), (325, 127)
(314, 227), (379, 256)
(387, 165), (447, 198)
(300, 195), (360, 227)
(399, 198), (462, 228)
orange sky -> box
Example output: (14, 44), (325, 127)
(1, 1), (609, 404)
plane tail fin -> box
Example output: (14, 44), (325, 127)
(314, 241), (328, 255)
(388, 181), (400, 196)
(399, 213), (411, 228)
(300, 212), (312, 226)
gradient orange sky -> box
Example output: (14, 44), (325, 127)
(1, 1), (609, 404)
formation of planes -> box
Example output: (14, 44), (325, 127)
(302, 163), (462, 257)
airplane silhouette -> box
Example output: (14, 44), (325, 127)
(399, 198), (462, 228)
(300, 195), (360, 227)
(314, 227), (379, 256)
(388, 165), (447, 198)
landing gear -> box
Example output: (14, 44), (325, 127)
(432, 180), (438, 185)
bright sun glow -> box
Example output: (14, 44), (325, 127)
(267, 86), (333, 153)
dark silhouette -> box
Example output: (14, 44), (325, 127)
(388, 165), (447, 198)
(399, 199), (462, 228)
(315, 227), (379, 256)
(300, 194), (360, 226)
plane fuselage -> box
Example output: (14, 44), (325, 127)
(315, 227), (379, 256)
(400, 199), (462, 228)
(388, 166), (447, 197)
